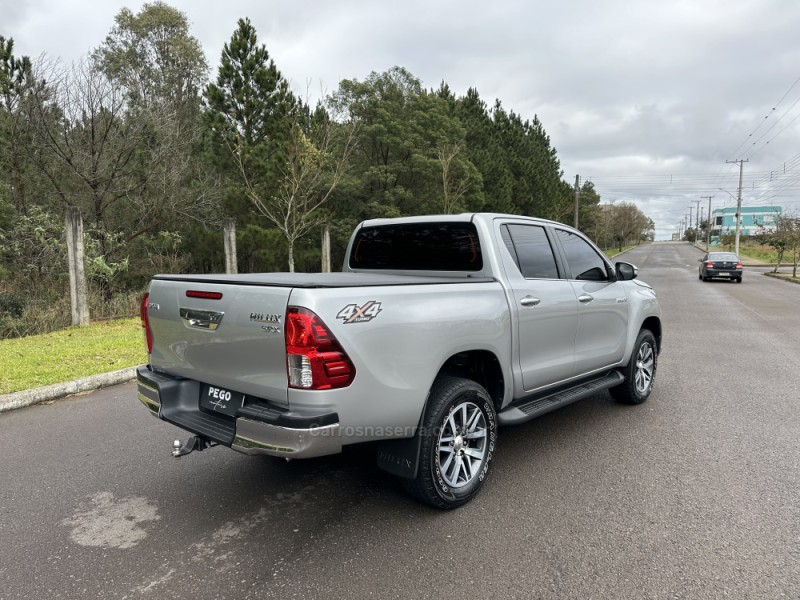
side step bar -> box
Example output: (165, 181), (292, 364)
(498, 371), (624, 426)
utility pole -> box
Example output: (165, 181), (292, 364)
(574, 174), (580, 229)
(694, 199), (701, 229)
(701, 195), (714, 251)
(688, 206), (694, 235)
(726, 159), (748, 255)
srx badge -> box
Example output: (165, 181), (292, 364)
(336, 300), (383, 324)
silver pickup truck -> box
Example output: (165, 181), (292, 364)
(137, 213), (662, 508)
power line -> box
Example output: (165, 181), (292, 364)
(727, 72), (800, 161)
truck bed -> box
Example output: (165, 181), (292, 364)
(153, 272), (496, 288)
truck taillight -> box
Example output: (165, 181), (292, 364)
(285, 307), (355, 390)
(737, 261), (743, 268)
(140, 293), (153, 354)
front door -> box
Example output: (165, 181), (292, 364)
(553, 228), (629, 375)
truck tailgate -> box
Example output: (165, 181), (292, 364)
(147, 279), (291, 406)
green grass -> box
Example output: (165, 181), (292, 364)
(0, 318), (146, 395)
(738, 244), (780, 263)
(605, 245), (636, 258)
(714, 241), (794, 264)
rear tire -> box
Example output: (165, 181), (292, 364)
(610, 329), (657, 405)
(736, 277), (742, 283)
(404, 376), (497, 509)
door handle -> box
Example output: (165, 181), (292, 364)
(520, 296), (541, 307)
(578, 294), (594, 304)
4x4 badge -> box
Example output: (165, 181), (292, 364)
(336, 301), (383, 324)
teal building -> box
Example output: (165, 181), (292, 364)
(709, 206), (781, 243)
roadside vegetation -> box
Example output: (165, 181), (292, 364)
(687, 213), (800, 275)
(0, 2), (655, 342)
(0, 318), (144, 394)
(605, 245), (637, 258)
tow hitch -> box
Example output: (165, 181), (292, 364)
(172, 436), (216, 457)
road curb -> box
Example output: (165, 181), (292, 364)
(764, 271), (800, 285)
(0, 368), (137, 414)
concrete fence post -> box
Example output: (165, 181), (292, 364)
(321, 224), (331, 273)
(223, 218), (238, 275)
(65, 206), (89, 326)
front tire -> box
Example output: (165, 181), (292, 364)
(405, 377), (497, 509)
(610, 329), (657, 405)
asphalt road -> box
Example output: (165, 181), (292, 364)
(1, 242), (799, 599)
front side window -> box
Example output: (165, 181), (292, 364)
(555, 229), (609, 281)
(502, 224), (559, 279)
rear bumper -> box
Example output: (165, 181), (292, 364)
(136, 366), (341, 458)
(703, 269), (742, 278)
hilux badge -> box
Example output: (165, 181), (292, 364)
(250, 313), (281, 323)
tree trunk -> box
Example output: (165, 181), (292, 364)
(288, 242), (295, 273)
(774, 249), (783, 273)
(65, 206), (90, 326)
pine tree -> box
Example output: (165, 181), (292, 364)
(204, 18), (297, 178)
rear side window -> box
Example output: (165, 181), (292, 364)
(502, 224), (560, 279)
(349, 223), (482, 271)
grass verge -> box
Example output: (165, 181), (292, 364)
(764, 271), (800, 285)
(0, 318), (145, 395)
(605, 245), (636, 258)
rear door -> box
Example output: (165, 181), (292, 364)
(498, 221), (578, 392)
(147, 279), (291, 405)
(552, 228), (629, 375)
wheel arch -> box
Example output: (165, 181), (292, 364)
(434, 349), (506, 412)
(641, 316), (662, 354)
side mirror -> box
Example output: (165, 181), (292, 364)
(615, 261), (638, 281)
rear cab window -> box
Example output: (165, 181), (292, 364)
(349, 222), (483, 271)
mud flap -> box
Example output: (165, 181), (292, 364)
(376, 433), (422, 480)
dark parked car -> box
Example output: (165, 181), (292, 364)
(698, 252), (742, 283)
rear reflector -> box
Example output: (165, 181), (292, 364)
(285, 307), (355, 390)
(140, 293), (153, 354)
(186, 290), (223, 300)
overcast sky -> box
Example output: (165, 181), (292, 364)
(5, 0), (800, 239)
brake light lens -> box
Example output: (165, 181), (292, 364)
(706, 261), (714, 268)
(285, 307), (355, 389)
(736, 261), (743, 268)
(140, 293), (153, 354)
(186, 290), (223, 300)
